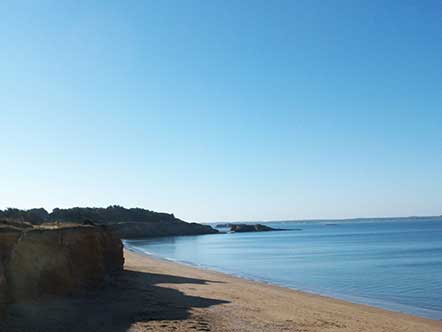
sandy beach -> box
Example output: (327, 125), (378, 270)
(1, 249), (440, 332)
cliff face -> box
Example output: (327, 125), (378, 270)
(0, 227), (22, 263)
(0, 260), (6, 318)
(0, 224), (123, 314)
(0, 226), (22, 317)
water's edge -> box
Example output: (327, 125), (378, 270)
(123, 240), (441, 321)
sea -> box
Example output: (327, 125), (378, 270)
(124, 217), (442, 320)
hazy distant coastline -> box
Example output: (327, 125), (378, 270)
(207, 215), (442, 225)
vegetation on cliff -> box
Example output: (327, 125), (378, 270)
(0, 206), (218, 239)
(0, 208), (49, 225)
(0, 206), (175, 225)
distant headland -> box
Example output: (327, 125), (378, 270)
(0, 205), (218, 239)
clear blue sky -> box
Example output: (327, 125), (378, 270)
(1, 1), (441, 222)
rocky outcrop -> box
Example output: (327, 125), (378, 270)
(229, 224), (282, 233)
(0, 224), (123, 314)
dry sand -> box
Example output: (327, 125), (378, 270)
(1, 249), (441, 332)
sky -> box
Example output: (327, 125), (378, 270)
(1, 1), (441, 222)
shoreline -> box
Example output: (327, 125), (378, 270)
(124, 242), (441, 320)
(123, 249), (441, 331)
(2, 247), (440, 332)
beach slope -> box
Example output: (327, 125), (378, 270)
(2, 249), (440, 332)
(123, 250), (441, 332)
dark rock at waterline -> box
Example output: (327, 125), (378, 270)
(215, 223), (231, 228)
(229, 224), (285, 233)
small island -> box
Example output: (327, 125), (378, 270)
(214, 223), (232, 228)
(229, 223), (284, 233)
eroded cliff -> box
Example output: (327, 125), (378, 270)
(0, 224), (123, 317)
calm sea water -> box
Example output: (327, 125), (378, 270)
(124, 218), (442, 319)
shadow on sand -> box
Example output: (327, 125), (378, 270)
(0, 269), (229, 332)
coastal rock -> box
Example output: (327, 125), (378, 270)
(229, 224), (282, 233)
(0, 225), (25, 316)
(2, 225), (123, 304)
(0, 260), (6, 318)
(0, 226), (22, 263)
(0, 225), (25, 317)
